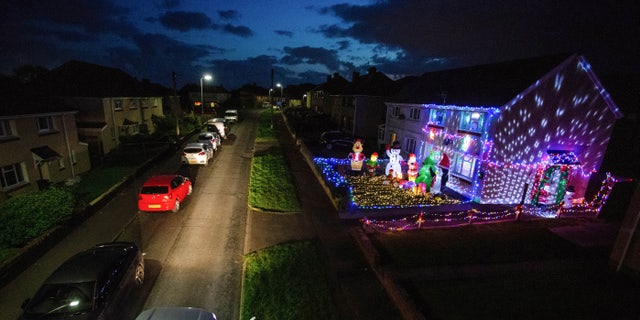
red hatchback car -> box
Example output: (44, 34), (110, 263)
(138, 175), (192, 213)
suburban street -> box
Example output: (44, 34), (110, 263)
(0, 111), (257, 320)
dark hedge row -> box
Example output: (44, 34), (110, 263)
(0, 187), (75, 248)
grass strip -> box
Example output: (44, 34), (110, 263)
(242, 240), (339, 320)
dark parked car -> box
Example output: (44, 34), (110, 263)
(319, 130), (355, 150)
(20, 242), (145, 320)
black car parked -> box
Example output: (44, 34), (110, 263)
(319, 130), (355, 150)
(20, 242), (144, 320)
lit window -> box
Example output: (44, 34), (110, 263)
(1, 163), (25, 189)
(459, 111), (484, 132)
(429, 109), (446, 126)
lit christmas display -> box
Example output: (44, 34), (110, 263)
(311, 55), (628, 233)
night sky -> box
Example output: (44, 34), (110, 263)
(1, 0), (638, 90)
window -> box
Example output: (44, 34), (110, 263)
(37, 116), (55, 133)
(405, 138), (416, 154)
(0, 120), (15, 138)
(392, 106), (400, 117)
(1, 163), (26, 189)
(459, 111), (484, 132)
(429, 109), (446, 126)
(451, 154), (476, 179)
(114, 100), (123, 111)
(409, 108), (421, 120)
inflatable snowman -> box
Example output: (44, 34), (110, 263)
(385, 141), (404, 177)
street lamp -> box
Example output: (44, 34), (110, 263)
(200, 74), (212, 115)
(276, 83), (283, 98)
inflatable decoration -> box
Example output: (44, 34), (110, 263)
(415, 153), (438, 193)
(385, 141), (404, 177)
(348, 139), (365, 172)
(364, 152), (380, 177)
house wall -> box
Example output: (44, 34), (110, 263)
(0, 112), (90, 200)
(69, 96), (164, 154)
(482, 57), (621, 204)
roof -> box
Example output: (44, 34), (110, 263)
(45, 242), (137, 284)
(0, 75), (78, 117)
(391, 53), (573, 105)
(33, 60), (171, 97)
(31, 146), (62, 161)
(143, 175), (181, 186)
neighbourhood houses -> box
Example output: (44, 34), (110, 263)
(66, 96), (164, 155)
(383, 54), (623, 205)
(0, 88), (91, 199)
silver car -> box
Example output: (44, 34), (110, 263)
(182, 142), (213, 166)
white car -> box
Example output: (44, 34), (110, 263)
(198, 132), (221, 151)
(182, 142), (213, 166)
(224, 109), (239, 123)
(205, 120), (227, 139)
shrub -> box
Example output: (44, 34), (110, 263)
(0, 187), (75, 247)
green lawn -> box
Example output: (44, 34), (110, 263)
(242, 240), (339, 320)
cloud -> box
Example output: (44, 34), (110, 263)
(318, 0), (640, 73)
(280, 46), (342, 71)
(159, 11), (213, 32)
(219, 24), (254, 38)
(218, 10), (240, 20)
(275, 30), (294, 37)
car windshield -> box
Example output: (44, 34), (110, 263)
(198, 135), (211, 140)
(24, 282), (94, 316)
(141, 186), (169, 194)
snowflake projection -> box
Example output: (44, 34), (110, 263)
(483, 56), (622, 204)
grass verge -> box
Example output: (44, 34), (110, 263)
(241, 240), (339, 320)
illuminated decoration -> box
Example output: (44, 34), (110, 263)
(348, 139), (365, 172)
(364, 152), (380, 177)
(385, 141), (404, 176)
(415, 153), (438, 194)
(360, 173), (622, 232)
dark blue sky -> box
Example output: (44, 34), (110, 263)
(1, 0), (638, 90)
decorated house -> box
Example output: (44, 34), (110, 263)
(383, 54), (623, 206)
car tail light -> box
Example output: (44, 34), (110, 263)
(199, 151), (205, 155)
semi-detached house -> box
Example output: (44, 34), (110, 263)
(382, 54), (623, 205)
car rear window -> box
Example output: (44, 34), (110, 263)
(141, 186), (169, 194)
(198, 134), (211, 140)
(184, 147), (203, 153)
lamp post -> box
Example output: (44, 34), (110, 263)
(200, 74), (212, 115)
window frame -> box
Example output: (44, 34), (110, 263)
(36, 116), (55, 134)
(1, 162), (26, 189)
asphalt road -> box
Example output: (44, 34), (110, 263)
(0, 111), (257, 320)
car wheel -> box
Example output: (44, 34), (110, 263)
(187, 184), (193, 195)
(172, 199), (180, 213)
(135, 263), (145, 286)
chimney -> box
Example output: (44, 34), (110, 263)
(368, 67), (377, 75)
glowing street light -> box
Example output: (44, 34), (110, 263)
(200, 74), (212, 115)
